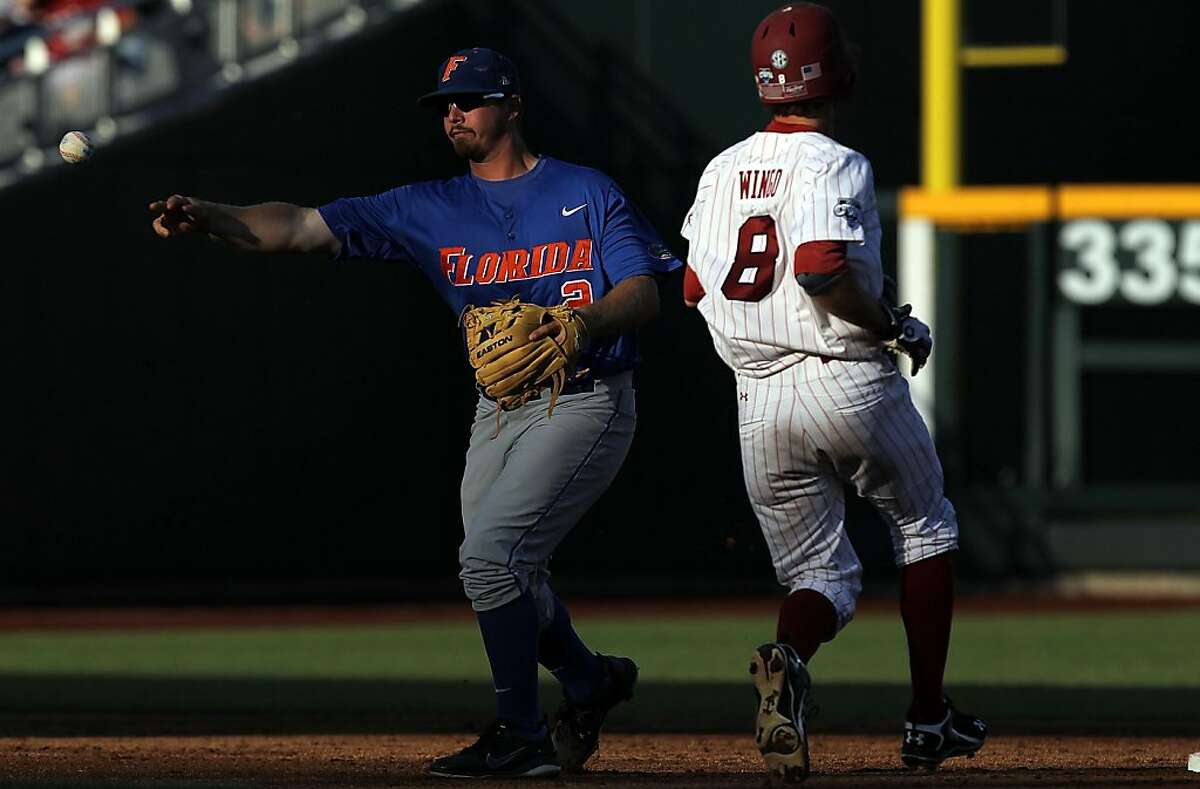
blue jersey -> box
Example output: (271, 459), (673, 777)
(318, 157), (680, 377)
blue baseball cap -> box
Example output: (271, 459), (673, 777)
(417, 47), (522, 106)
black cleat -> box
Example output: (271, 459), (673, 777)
(429, 720), (560, 779)
(900, 698), (987, 769)
(751, 642), (811, 784)
(552, 654), (639, 771)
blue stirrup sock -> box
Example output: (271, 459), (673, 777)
(476, 593), (544, 738)
(537, 592), (604, 703)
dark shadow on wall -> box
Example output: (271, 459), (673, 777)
(0, 0), (909, 600)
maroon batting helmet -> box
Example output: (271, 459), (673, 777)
(751, 3), (855, 104)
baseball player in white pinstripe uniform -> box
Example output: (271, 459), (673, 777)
(681, 4), (986, 782)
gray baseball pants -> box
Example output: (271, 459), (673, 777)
(459, 371), (636, 623)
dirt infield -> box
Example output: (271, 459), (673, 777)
(1, 602), (1197, 787)
(1, 733), (1197, 788)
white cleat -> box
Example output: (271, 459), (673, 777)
(750, 642), (811, 784)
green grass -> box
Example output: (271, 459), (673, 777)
(0, 610), (1196, 686)
(0, 609), (1197, 733)
(0, 621), (495, 679)
(585, 610), (1200, 687)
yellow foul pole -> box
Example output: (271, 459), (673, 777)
(906, 0), (961, 431)
(922, 0), (960, 190)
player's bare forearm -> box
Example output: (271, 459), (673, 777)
(810, 273), (892, 336)
(576, 275), (660, 341)
(215, 202), (297, 251)
(198, 201), (291, 250)
(529, 276), (659, 344)
(199, 201), (337, 254)
(149, 196), (338, 255)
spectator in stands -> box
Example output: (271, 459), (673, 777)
(39, 0), (139, 62)
(3, 0), (139, 74)
(0, 0), (39, 73)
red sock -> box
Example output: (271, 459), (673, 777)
(900, 552), (954, 723)
(776, 589), (838, 664)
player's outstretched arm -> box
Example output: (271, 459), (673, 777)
(148, 195), (339, 256)
(530, 275), (660, 345)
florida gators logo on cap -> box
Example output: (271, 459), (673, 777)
(419, 48), (522, 107)
(442, 55), (467, 82)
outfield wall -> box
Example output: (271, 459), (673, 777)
(1, 0), (1196, 601)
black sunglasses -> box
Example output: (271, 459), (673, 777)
(435, 94), (506, 116)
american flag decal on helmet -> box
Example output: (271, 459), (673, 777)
(801, 62), (822, 80)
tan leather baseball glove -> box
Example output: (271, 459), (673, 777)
(461, 297), (590, 432)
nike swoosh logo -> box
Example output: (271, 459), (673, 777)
(561, 203), (587, 217)
(485, 749), (526, 770)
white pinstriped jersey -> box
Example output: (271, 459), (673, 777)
(680, 126), (959, 627)
(681, 128), (884, 376)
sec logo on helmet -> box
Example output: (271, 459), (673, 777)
(750, 3), (856, 104)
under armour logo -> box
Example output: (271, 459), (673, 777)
(739, 392), (748, 401)
(906, 731), (927, 746)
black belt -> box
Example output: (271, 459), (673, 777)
(525, 376), (596, 400)
(560, 377), (596, 395)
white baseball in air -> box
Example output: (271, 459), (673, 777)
(58, 131), (94, 164)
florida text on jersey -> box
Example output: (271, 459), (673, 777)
(319, 157), (679, 377)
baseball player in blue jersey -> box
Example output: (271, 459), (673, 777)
(149, 47), (679, 779)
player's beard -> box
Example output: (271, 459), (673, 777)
(448, 129), (484, 160)
(447, 116), (510, 162)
